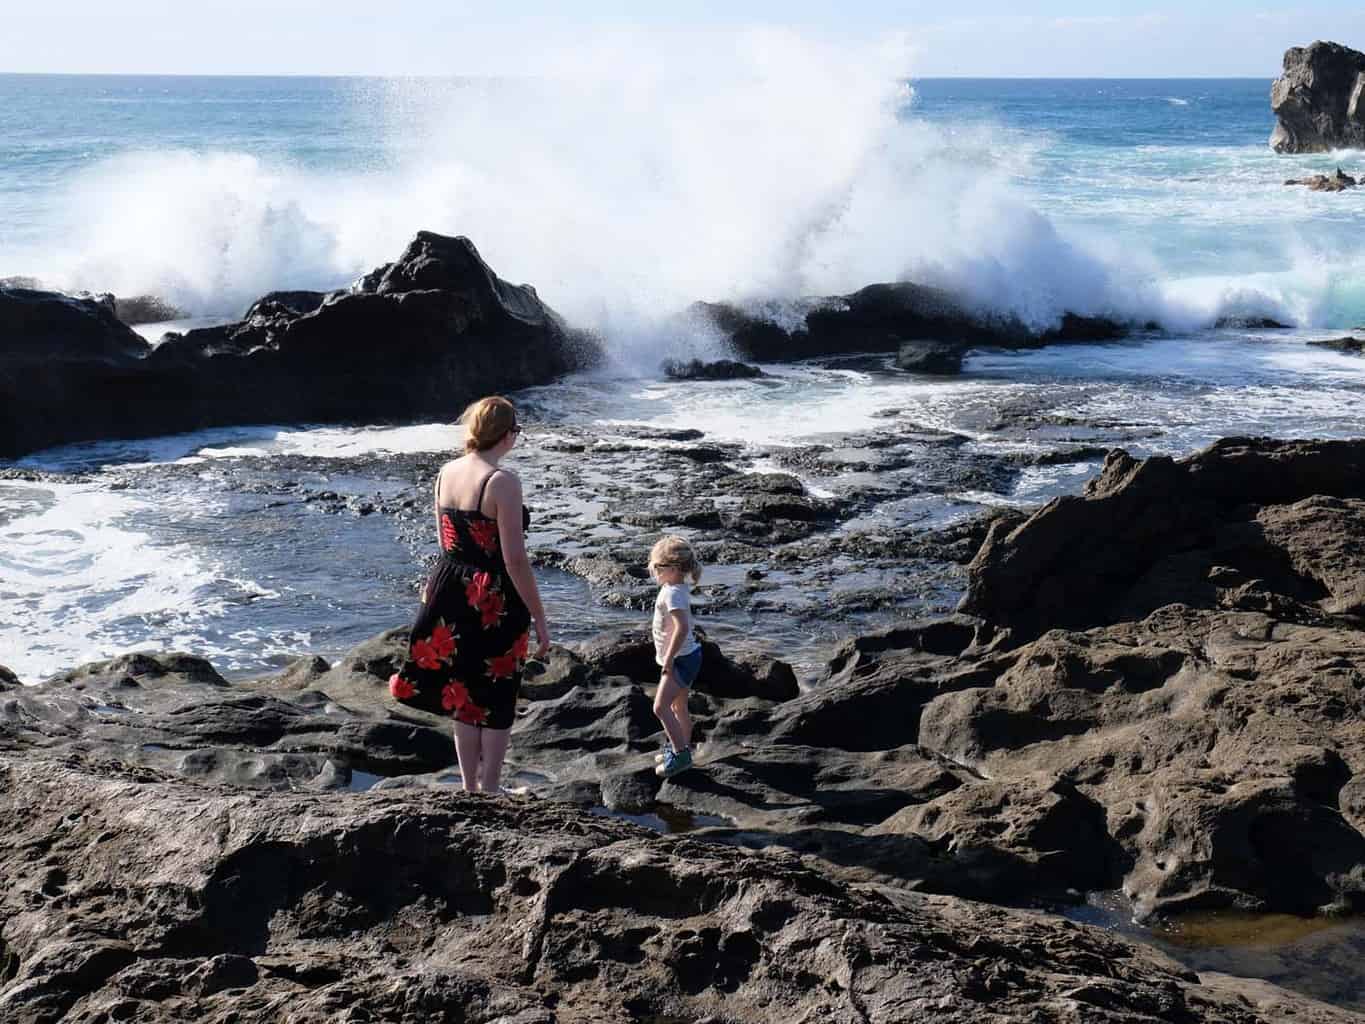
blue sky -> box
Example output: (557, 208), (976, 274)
(5, 2), (1365, 76)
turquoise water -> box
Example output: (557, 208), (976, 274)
(3, 74), (1365, 682)
(3, 74), (1362, 331)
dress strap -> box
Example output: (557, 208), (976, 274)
(475, 469), (500, 515)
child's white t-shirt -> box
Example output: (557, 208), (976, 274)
(652, 583), (701, 665)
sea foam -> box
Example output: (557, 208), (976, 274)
(16, 29), (1365, 358)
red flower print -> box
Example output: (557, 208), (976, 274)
(486, 652), (519, 680)
(439, 514), (457, 552)
(479, 591), (505, 629)
(412, 637), (442, 671)
(442, 680), (471, 712)
(465, 571), (493, 607)
(429, 622), (456, 661)
(511, 631), (530, 661)
(389, 673), (416, 700)
(467, 519), (498, 555)
(456, 701), (489, 725)
(464, 571), (505, 629)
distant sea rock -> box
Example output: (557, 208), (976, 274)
(1284, 167), (1358, 191)
(662, 358), (765, 380)
(691, 284), (1127, 366)
(1270, 40), (1365, 153)
(1308, 335), (1365, 354)
(0, 232), (601, 460)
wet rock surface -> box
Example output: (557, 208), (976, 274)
(662, 358), (765, 380)
(1285, 168), (1359, 192)
(692, 283), (1129, 364)
(1311, 336), (1365, 354)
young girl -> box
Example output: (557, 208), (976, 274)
(649, 535), (703, 778)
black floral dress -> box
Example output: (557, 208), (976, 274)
(389, 471), (532, 730)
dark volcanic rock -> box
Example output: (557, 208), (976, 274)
(691, 284), (1128, 362)
(241, 289), (329, 318)
(1309, 335), (1365, 354)
(1, 757), (1351, 1023)
(109, 293), (189, 325)
(917, 606), (1365, 919)
(0, 232), (600, 459)
(1284, 167), (1359, 191)
(2, 648), (454, 786)
(662, 358), (765, 380)
(0, 665), (18, 690)
(1213, 315), (1291, 329)
(894, 340), (965, 375)
(960, 437), (1365, 641)
(577, 631), (799, 702)
(1270, 41), (1365, 153)
(0, 286), (149, 361)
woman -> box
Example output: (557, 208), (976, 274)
(389, 395), (550, 793)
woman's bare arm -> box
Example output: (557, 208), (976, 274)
(489, 470), (550, 656)
(432, 467), (443, 544)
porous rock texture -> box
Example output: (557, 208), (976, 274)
(1, 755), (1358, 1024)
(6, 437), (1365, 1019)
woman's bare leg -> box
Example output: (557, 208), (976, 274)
(453, 720), (483, 792)
(479, 728), (512, 793)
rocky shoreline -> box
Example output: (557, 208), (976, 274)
(5, 436), (1365, 1020)
(1, 226), (1149, 462)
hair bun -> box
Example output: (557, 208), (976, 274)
(460, 396), (518, 452)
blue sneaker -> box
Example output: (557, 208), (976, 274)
(656, 747), (693, 778)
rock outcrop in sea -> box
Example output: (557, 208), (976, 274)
(1270, 41), (1365, 153)
(0, 232), (599, 459)
(4, 436), (1365, 1020)
(691, 283), (1127, 366)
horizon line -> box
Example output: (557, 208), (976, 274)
(0, 71), (1279, 81)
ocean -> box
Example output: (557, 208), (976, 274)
(2, 73), (1364, 683)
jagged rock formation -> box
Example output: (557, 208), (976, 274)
(1270, 41), (1365, 153)
(0, 233), (599, 459)
(6, 437), (1365, 1018)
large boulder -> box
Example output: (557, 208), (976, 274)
(0, 287), (149, 362)
(1270, 41), (1365, 153)
(960, 437), (1365, 641)
(0, 232), (600, 459)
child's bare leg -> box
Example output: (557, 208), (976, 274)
(652, 674), (689, 753)
(672, 691), (692, 749)
(479, 728), (511, 793)
(453, 720), (483, 793)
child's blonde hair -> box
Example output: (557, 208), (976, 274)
(460, 396), (518, 453)
(649, 535), (702, 584)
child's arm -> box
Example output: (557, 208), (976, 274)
(659, 609), (688, 675)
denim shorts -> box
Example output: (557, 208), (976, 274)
(672, 647), (703, 688)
